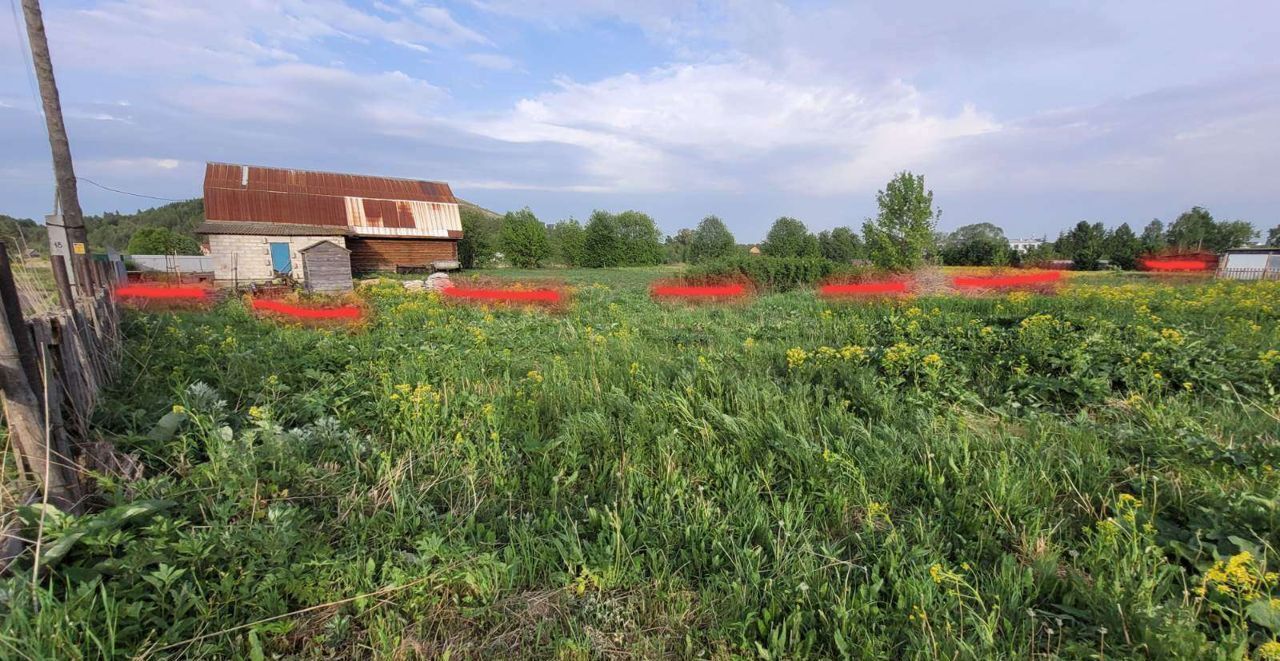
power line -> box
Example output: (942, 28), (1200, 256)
(8, 0), (41, 116)
(77, 177), (185, 202)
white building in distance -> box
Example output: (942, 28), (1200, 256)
(1009, 238), (1046, 253)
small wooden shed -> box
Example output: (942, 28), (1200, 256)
(300, 240), (353, 293)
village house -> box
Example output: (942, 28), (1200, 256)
(196, 163), (463, 286)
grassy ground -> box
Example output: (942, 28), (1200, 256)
(2, 268), (1278, 658)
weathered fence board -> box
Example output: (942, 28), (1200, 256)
(1, 243), (123, 522)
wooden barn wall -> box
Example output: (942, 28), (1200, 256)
(348, 238), (457, 272)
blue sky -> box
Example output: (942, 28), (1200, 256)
(2, 0), (1277, 242)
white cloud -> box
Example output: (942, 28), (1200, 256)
(466, 53), (522, 71)
(87, 157), (184, 171)
(468, 60), (998, 193)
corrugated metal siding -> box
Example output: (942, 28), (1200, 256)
(348, 238), (458, 272)
(205, 163), (462, 235)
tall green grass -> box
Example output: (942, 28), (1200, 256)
(2, 273), (1277, 658)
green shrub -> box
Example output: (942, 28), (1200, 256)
(685, 255), (863, 291)
(499, 208), (551, 268)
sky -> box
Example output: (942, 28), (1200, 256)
(1, 0), (1277, 242)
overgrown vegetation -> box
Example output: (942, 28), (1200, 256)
(685, 255), (862, 291)
(4, 271), (1278, 658)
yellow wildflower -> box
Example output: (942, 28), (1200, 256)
(922, 353), (943, 368)
(839, 345), (867, 361)
(527, 370), (544, 384)
(786, 347), (809, 369)
(171, 404), (186, 414)
(1256, 641), (1280, 661)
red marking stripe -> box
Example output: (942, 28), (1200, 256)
(252, 299), (362, 319)
(442, 286), (561, 303)
(952, 272), (1061, 288)
(1143, 259), (1211, 271)
(115, 285), (208, 300)
(819, 281), (908, 296)
(651, 284), (747, 298)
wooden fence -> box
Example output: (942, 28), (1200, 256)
(1, 242), (122, 525)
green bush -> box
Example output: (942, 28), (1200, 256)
(499, 208), (551, 268)
(685, 255), (862, 291)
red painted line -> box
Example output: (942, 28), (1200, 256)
(251, 298), (362, 320)
(114, 285), (208, 300)
(442, 286), (561, 303)
(952, 272), (1062, 288)
(651, 284), (746, 298)
(819, 281), (908, 296)
(1142, 259), (1211, 271)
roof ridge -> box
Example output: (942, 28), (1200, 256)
(205, 161), (451, 187)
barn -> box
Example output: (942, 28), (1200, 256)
(197, 163), (463, 286)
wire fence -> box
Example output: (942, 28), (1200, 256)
(1216, 268), (1280, 281)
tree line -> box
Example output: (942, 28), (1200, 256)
(462, 171), (947, 270)
(468, 172), (1275, 273)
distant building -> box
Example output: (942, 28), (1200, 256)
(1008, 238), (1045, 253)
(196, 163), (463, 286)
(749, 245), (761, 255)
(1218, 247), (1280, 280)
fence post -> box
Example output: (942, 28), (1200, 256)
(0, 261), (76, 510)
(0, 244), (43, 406)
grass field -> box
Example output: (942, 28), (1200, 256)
(4, 267), (1279, 658)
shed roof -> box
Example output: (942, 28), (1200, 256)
(1221, 247), (1280, 254)
(203, 162), (462, 238)
(300, 240), (350, 253)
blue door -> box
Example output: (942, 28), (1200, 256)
(269, 242), (292, 275)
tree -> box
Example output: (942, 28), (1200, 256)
(1209, 220), (1256, 252)
(664, 229), (694, 264)
(613, 210), (665, 266)
(940, 222), (1010, 266)
(458, 206), (498, 268)
(1059, 221), (1107, 270)
(1140, 219), (1165, 254)
(1268, 225), (1280, 247)
(862, 171), (939, 270)
(1017, 242), (1056, 268)
(689, 215), (736, 263)
(1166, 207), (1217, 251)
(1104, 223), (1142, 270)
(582, 211), (622, 268)
(761, 217), (819, 258)
(548, 219), (587, 266)
(499, 208), (551, 267)
(818, 226), (862, 263)
(125, 226), (201, 255)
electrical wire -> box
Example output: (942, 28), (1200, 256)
(8, 0), (41, 116)
(77, 177), (185, 202)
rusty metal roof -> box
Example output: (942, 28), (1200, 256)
(203, 163), (462, 238)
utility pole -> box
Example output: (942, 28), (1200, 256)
(21, 0), (91, 292)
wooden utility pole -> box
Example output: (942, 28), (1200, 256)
(21, 0), (91, 291)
